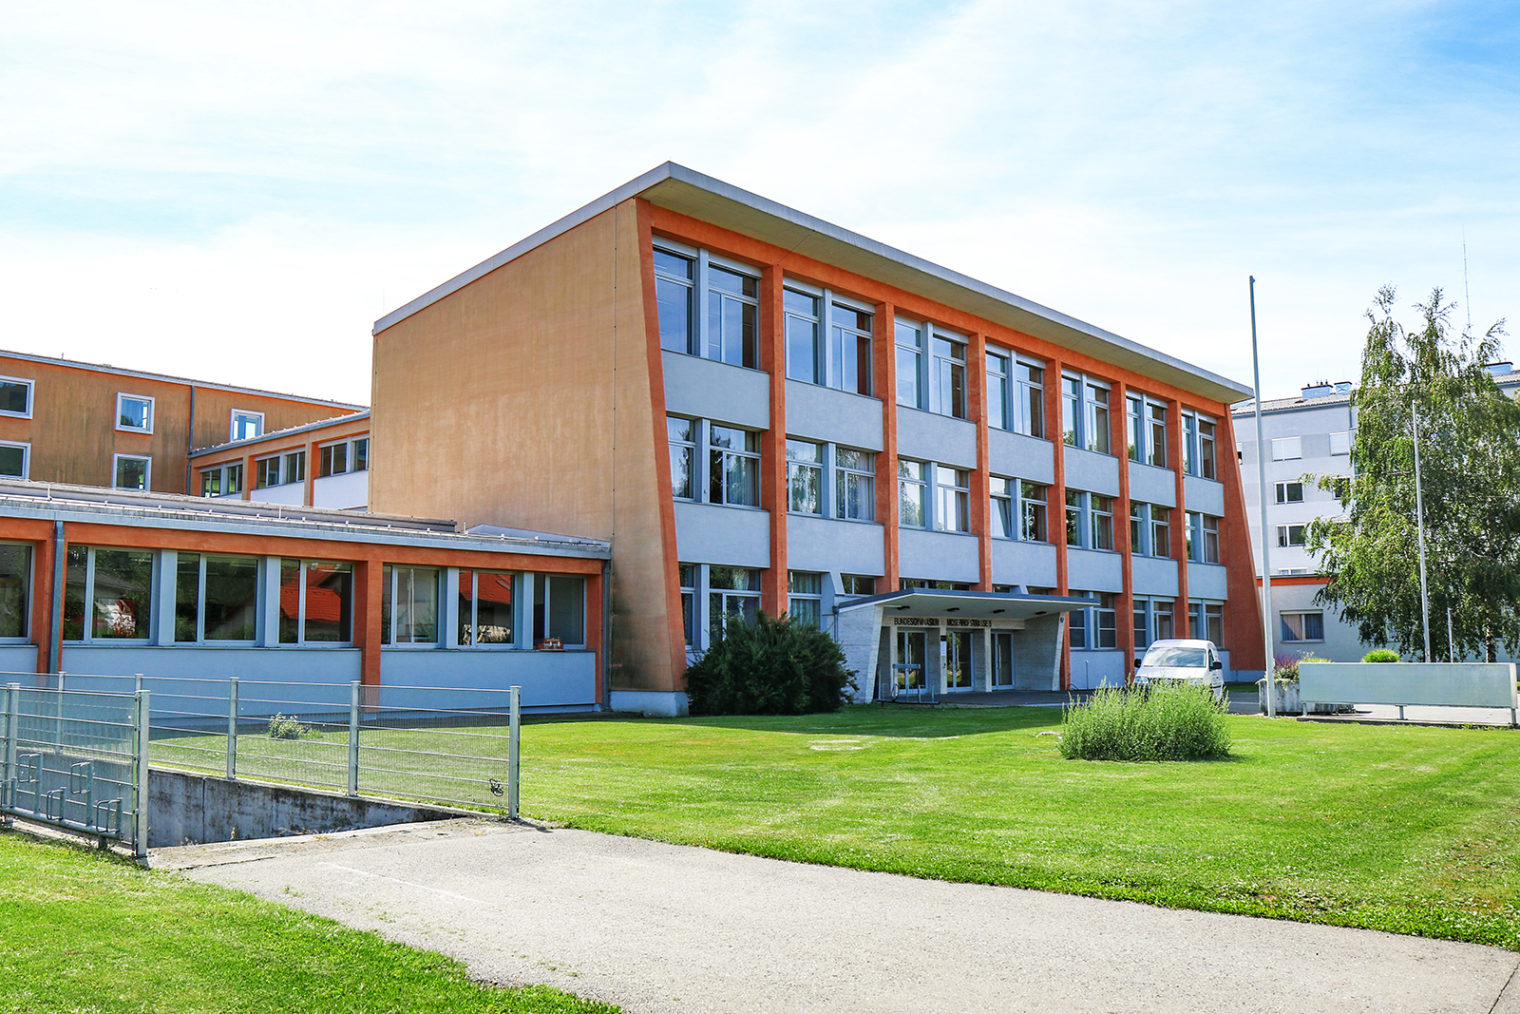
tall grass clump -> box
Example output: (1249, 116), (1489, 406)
(1060, 683), (1231, 761)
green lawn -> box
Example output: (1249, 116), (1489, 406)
(0, 832), (619, 1014)
(513, 706), (1520, 949)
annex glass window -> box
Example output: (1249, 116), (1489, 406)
(788, 571), (823, 629)
(1188, 512), (1222, 563)
(231, 411), (264, 442)
(784, 289), (822, 384)
(898, 459), (928, 528)
(1271, 436), (1302, 461)
(0, 544), (30, 638)
(895, 321), (924, 409)
(534, 575), (587, 647)
(678, 564), (697, 647)
(1277, 524), (1307, 548)
(786, 439), (823, 515)
(62, 546), (153, 641)
(1280, 610), (1324, 643)
(284, 450), (306, 484)
(382, 566), (440, 645)
(458, 570), (514, 646)
(709, 425), (760, 507)
(255, 456), (282, 489)
(200, 463), (242, 498)
(1275, 481), (1304, 504)
(0, 441), (28, 479)
(0, 376), (32, 418)
(174, 554), (259, 643)
(707, 566), (760, 641)
(116, 393), (153, 433)
(933, 466), (969, 533)
(113, 455), (150, 491)
(668, 417), (695, 500)
(318, 438), (369, 478)
(654, 248), (695, 354)
(279, 559), (354, 644)
(931, 333), (967, 419)
(835, 447), (875, 521)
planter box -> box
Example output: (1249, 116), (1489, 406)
(1257, 680), (1336, 716)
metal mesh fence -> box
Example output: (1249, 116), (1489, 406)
(1, 682), (145, 855)
(5, 673), (522, 817)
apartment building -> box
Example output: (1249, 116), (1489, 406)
(1234, 364), (1520, 661)
(0, 351), (363, 495)
(370, 163), (1264, 715)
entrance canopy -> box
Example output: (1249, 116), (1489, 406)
(836, 589), (1093, 622)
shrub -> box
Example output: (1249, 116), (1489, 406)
(1059, 683), (1231, 762)
(685, 611), (857, 715)
(1363, 648), (1400, 662)
(267, 714), (311, 740)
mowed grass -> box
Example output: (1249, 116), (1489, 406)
(514, 707), (1520, 949)
(0, 831), (619, 1014)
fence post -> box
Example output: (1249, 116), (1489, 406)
(226, 677), (238, 781)
(508, 685), (520, 821)
(1, 683), (15, 826)
(133, 689), (150, 860)
(347, 681), (360, 797)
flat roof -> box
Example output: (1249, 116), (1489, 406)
(191, 411), (370, 457)
(837, 589), (1091, 620)
(375, 163), (1252, 406)
(0, 347), (366, 412)
(0, 480), (609, 559)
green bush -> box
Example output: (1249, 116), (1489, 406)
(1362, 648), (1400, 662)
(1059, 683), (1231, 762)
(685, 611), (856, 715)
(267, 714), (311, 740)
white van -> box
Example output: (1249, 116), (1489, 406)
(1133, 638), (1225, 701)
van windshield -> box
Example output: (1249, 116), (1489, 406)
(1142, 646), (1207, 669)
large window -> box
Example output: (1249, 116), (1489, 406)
(1277, 524), (1307, 548)
(933, 466), (969, 533)
(381, 565), (439, 645)
(1062, 374), (1112, 453)
(254, 450), (306, 490)
(255, 456), (281, 490)
(1280, 610), (1324, 643)
(991, 476), (1047, 541)
(679, 563), (697, 647)
(0, 441), (28, 479)
(1271, 436), (1301, 461)
(788, 571), (823, 628)
(987, 352), (1046, 438)
(1069, 591), (1118, 650)
(0, 376), (32, 418)
(1194, 601), (1225, 644)
(898, 459), (928, 528)
(175, 554), (259, 643)
(200, 462), (243, 498)
(786, 439), (823, 515)
(1187, 512), (1222, 563)
(707, 567), (759, 642)
(279, 559), (353, 644)
(1128, 395), (1169, 467)
(668, 417), (695, 500)
(1275, 481), (1304, 504)
(931, 333), (967, 419)
(457, 570), (515, 646)
(785, 287), (872, 396)
(113, 454), (150, 491)
(116, 393), (153, 433)
(1134, 596), (1175, 650)
(63, 547), (154, 641)
(1064, 490), (1113, 550)
(897, 320), (967, 418)
(230, 411), (264, 442)
(709, 425), (760, 507)
(0, 544), (30, 639)
(835, 448), (875, 521)
(534, 575), (586, 647)
(318, 437), (369, 478)
(1129, 502), (1171, 557)
(653, 245), (760, 369)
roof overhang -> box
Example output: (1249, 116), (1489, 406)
(837, 589), (1091, 621)
(375, 163), (1252, 406)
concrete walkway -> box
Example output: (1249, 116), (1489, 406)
(160, 819), (1520, 1014)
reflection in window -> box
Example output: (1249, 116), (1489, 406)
(0, 544), (29, 638)
(459, 570), (514, 645)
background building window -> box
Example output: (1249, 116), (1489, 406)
(1271, 436), (1302, 461)
(788, 571), (823, 628)
(0, 441), (28, 479)
(116, 393), (153, 432)
(458, 570), (514, 646)
(113, 454), (150, 491)
(231, 411), (264, 441)
(1280, 610), (1324, 642)
(1275, 481), (1304, 504)
(1330, 430), (1352, 455)
(1277, 524), (1307, 548)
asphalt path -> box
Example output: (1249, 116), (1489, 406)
(161, 819), (1520, 1014)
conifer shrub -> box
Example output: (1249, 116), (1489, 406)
(1059, 683), (1231, 761)
(685, 611), (856, 715)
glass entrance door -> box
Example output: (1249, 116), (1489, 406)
(895, 630), (926, 692)
(943, 631), (973, 691)
(990, 631), (1015, 688)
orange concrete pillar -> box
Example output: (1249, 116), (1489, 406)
(304, 441), (319, 507)
(759, 265), (788, 617)
(1045, 355), (1070, 690)
(1217, 410), (1265, 671)
(1112, 380), (1135, 681)
(1169, 400), (1191, 637)
(241, 454), (255, 500)
(969, 333), (993, 591)
(32, 528), (58, 675)
(355, 558), (385, 688)
(875, 301), (900, 591)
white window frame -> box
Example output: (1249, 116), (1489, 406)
(708, 423), (761, 508)
(278, 558), (355, 647)
(112, 453), (151, 491)
(897, 458), (929, 529)
(383, 564), (442, 647)
(1280, 610), (1325, 643)
(1187, 511), (1222, 563)
(668, 416), (696, 500)
(0, 440), (29, 480)
(785, 438), (824, 516)
(1275, 481), (1304, 504)
(1065, 490), (1114, 551)
(1193, 600), (1225, 644)
(200, 462), (243, 498)
(932, 465), (970, 534)
(230, 410), (265, 442)
(897, 318), (967, 418)
(254, 455), (282, 489)
(705, 565), (761, 646)
(1061, 372), (1115, 455)
(0, 375), (34, 419)
(116, 393), (155, 434)
(1271, 436), (1302, 461)
(456, 569), (518, 648)
(1277, 524), (1307, 548)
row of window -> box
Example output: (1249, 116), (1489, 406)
(1270, 433), (1350, 461)
(0, 445), (150, 491)
(201, 437), (369, 498)
(1070, 592), (1225, 650)
(0, 375), (269, 442)
(677, 564), (885, 647)
(652, 245), (1222, 472)
(56, 546), (584, 648)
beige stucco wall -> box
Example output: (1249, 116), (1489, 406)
(370, 200), (677, 692)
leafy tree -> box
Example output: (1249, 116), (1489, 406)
(1307, 286), (1520, 661)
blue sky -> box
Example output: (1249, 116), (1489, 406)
(3, 1), (1515, 404)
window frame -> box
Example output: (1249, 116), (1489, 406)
(200, 462), (243, 498)
(230, 410), (265, 442)
(0, 376), (34, 419)
(897, 458), (929, 529)
(0, 440), (29, 480)
(112, 453), (152, 491)
(932, 465), (970, 534)
(1277, 523), (1307, 548)
(63, 545), (156, 644)
(785, 281), (874, 396)
(254, 455), (282, 490)
(652, 241), (763, 370)
(1274, 481), (1304, 504)
(115, 393), (155, 434)
(787, 571), (824, 629)
(834, 446), (875, 522)
(708, 424), (761, 508)
(0, 542), (32, 641)
(1279, 609), (1324, 643)
(278, 558), (355, 647)
(174, 551), (260, 645)
(457, 569), (517, 648)
(317, 437), (370, 478)
(785, 438), (824, 516)
(1271, 436), (1302, 461)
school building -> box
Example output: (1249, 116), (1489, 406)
(369, 163), (1265, 715)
